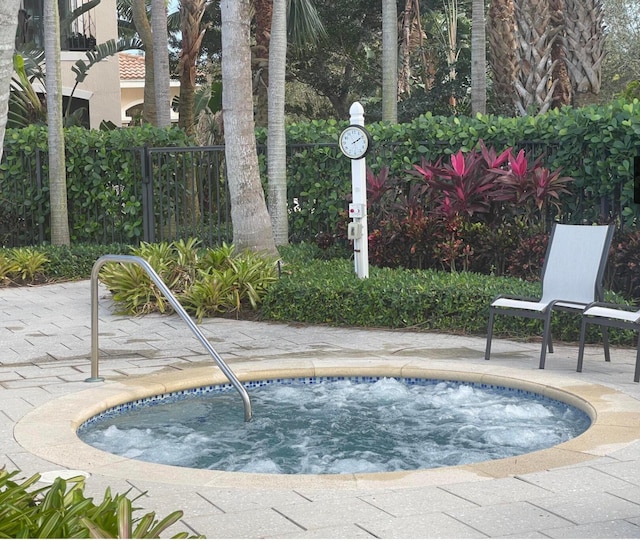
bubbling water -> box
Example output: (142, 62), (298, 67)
(78, 378), (590, 474)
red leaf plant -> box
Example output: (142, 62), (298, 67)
(478, 139), (512, 169)
(413, 148), (498, 218)
(366, 165), (393, 205)
(489, 149), (573, 219)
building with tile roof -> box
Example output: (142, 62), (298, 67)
(119, 52), (180, 126)
(17, 0), (180, 128)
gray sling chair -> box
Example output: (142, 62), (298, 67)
(577, 302), (640, 382)
(485, 223), (615, 369)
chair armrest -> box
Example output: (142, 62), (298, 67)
(583, 301), (640, 312)
(491, 293), (540, 303)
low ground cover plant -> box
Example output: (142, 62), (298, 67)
(0, 243), (126, 285)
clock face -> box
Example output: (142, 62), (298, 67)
(339, 125), (370, 160)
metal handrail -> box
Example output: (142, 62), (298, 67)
(87, 254), (252, 422)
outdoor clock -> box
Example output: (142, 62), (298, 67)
(339, 125), (371, 160)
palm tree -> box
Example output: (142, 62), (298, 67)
(220, 0), (278, 256)
(471, 0), (486, 114)
(382, 0), (397, 123)
(398, 0), (433, 97)
(441, 0), (461, 109)
(151, 0), (171, 127)
(487, 0), (518, 114)
(44, 0), (70, 246)
(253, 0), (272, 128)
(0, 0), (22, 162)
(266, 0), (324, 247)
(563, 0), (606, 107)
(253, 0), (324, 128)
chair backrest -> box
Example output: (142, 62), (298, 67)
(540, 223), (615, 305)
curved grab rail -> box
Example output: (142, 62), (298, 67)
(87, 254), (252, 422)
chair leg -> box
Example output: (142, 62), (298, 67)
(485, 309), (495, 360)
(634, 332), (640, 383)
(539, 313), (553, 369)
(602, 326), (611, 363)
(577, 318), (588, 373)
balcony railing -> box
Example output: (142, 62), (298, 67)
(15, 0), (97, 52)
(62, 0), (97, 52)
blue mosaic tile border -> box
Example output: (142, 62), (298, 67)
(77, 375), (590, 432)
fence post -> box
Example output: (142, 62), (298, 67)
(35, 149), (45, 244)
(140, 146), (155, 243)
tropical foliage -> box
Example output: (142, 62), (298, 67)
(0, 468), (201, 538)
(99, 239), (279, 320)
(364, 141), (572, 274)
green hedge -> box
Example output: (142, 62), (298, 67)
(262, 245), (633, 345)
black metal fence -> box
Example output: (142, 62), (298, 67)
(141, 146), (232, 246)
(0, 146), (234, 247)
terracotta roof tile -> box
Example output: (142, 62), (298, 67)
(119, 52), (146, 80)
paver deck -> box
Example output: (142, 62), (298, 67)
(2, 279), (640, 539)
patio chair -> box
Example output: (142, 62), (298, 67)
(485, 223), (615, 369)
(577, 302), (640, 382)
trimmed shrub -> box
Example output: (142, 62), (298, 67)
(264, 246), (634, 345)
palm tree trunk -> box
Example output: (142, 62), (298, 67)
(471, 0), (487, 114)
(382, 0), (398, 123)
(549, 0), (572, 108)
(0, 0), (20, 163)
(151, 0), (171, 127)
(220, 0), (278, 256)
(178, 0), (207, 136)
(443, 0), (460, 109)
(487, 0), (518, 114)
(563, 0), (605, 106)
(178, 0), (207, 223)
(513, 0), (557, 115)
(44, 0), (70, 246)
(398, 0), (412, 96)
(253, 0), (272, 128)
(267, 0), (288, 246)
(398, 0), (434, 96)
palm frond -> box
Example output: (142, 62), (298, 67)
(287, 0), (326, 51)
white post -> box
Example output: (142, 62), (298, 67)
(349, 102), (369, 279)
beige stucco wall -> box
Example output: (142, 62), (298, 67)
(121, 82), (181, 126)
